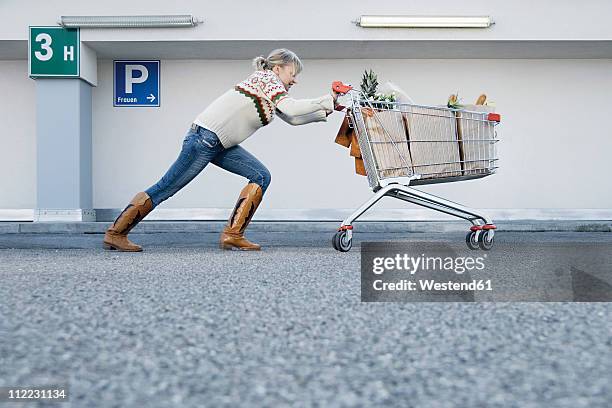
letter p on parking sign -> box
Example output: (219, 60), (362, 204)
(114, 60), (160, 107)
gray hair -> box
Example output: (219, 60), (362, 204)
(252, 48), (303, 74)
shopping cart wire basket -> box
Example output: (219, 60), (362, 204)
(330, 81), (501, 252)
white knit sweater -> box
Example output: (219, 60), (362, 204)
(193, 70), (334, 148)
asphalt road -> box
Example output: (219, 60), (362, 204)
(1, 232), (611, 407)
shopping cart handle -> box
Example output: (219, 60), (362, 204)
(487, 113), (501, 122)
(332, 81), (353, 94)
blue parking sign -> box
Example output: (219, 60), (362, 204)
(114, 60), (160, 107)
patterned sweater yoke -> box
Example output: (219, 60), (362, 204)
(234, 70), (288, 126)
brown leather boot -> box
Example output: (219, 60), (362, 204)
(103, 192), (153, 252)
(220, 183), (263, 251)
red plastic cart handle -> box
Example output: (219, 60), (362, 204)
(487, 113), (501, 122)
(332, 81), (353, 94)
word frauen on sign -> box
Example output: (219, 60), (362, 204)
(29, 26), (79, 77)
(113, 61), (160, 107)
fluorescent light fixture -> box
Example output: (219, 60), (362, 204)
(58, 15), (202, 28)
(355, 15), (494, 28)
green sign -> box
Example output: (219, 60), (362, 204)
(29, 26), (79, 77)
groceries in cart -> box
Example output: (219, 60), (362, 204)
(334, 70), (501, 180)
(329, 71), (501, 252)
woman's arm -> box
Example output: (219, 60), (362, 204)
(275, 108), (328, 126)
(258, 71), (337, 120)
(275, 94), (334, 118)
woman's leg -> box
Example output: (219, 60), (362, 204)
(212, 145), (272, 250)
(146, 129), (224, 207)
(212, 145), (272, 194)
(104, 128), (223, 251)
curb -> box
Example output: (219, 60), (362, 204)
(1, 221), (612, 234)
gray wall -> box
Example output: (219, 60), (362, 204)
(91, 58), (612, 210)
(2, 58), (612, 212)
(1, 0), (611, 215)
(0, 60), (36, 208)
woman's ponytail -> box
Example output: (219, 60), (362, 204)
(252, 56), (269, 71)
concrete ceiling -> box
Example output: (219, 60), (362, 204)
(2, 39), (612, 60)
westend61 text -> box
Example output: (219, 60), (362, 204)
(373, 279), (493, 292)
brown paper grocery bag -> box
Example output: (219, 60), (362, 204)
(355, 157), (367, 176)
(361, 108), (412, 179)
(333, 112), (367, 177)
(455, 105), (496, 174)
(403, 106), (462, 179)
(334, 116), (352, 148)
(349, 132), (362, 158)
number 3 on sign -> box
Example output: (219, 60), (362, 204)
(35, 33), (53, 61)
(34, 33), (74, 62)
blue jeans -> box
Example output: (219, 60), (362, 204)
(145, 127), (271, 208)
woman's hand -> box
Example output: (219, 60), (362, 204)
(324, 91), (339, 116)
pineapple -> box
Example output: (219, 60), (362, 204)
(360, 69), (397, 108)
(360, 69), (379, 99)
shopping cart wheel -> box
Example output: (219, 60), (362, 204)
(333, 230), (352, 252)
(478, 230), (494, 251)
(332, 234), (339, 250)
(466, 231), (480, 250)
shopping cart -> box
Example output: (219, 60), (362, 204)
(330, 81), (501, 252)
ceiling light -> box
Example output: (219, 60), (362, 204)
(58, 15), (202, 28)
(355, 15), (494, 28)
